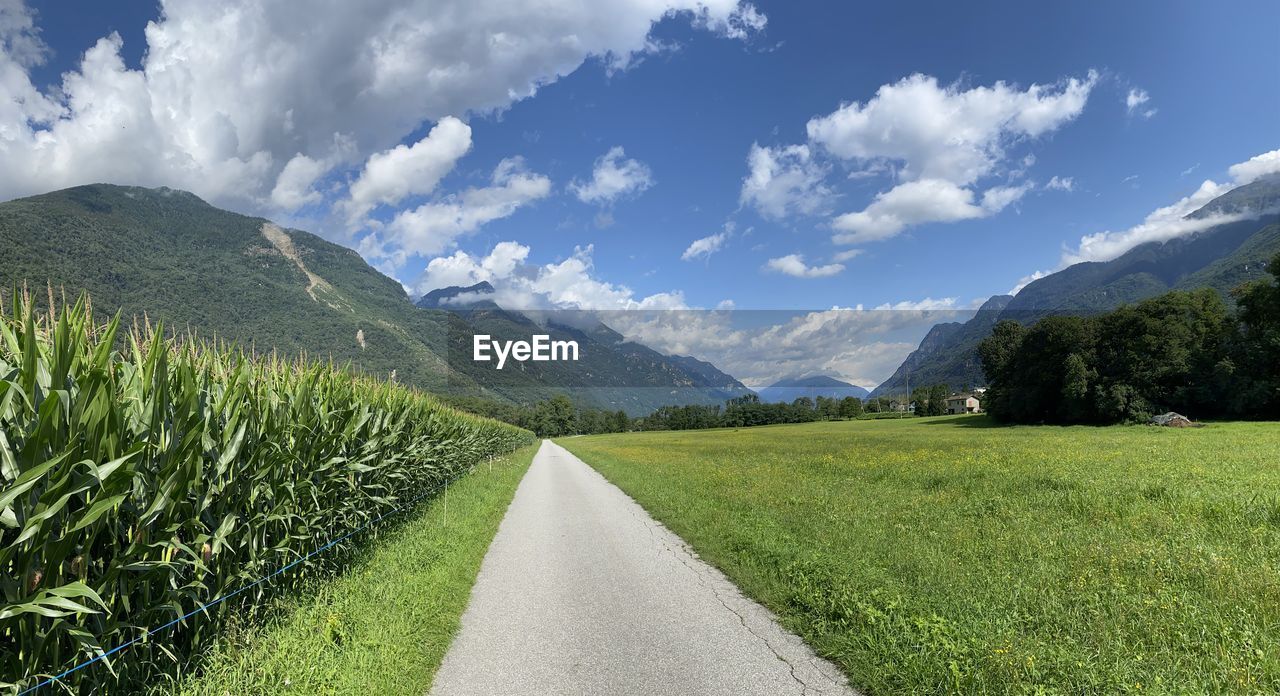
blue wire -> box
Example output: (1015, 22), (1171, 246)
(18, 463), (481, 695)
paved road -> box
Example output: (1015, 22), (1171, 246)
(430, 440), (857, 696)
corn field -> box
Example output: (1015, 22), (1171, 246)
(0, 292), (534, 692)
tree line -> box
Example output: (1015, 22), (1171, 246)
(448, 386), (968, 436)
(979, 253), (1280, 424)
(441, 393), (629, 437)
(638, 393), (866, 430)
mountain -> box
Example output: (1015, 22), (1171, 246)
(0, 183), (460, 392)
(758, 375), (870, 403)
(0, 184), (746, 415)
(871, 176), (1280, 398)
(666, 354), (756, 400)
(416, 281), (498, 309)
(871, 295), (1010, 398)
(435, 305), (753, 414)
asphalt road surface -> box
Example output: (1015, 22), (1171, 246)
(430, 440), (857, 696)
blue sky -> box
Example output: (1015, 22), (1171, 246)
(5, 0), (1278, 385)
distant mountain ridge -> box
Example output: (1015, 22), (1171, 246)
(758, 375), (870, 403)
(870, 176), (1280, 397)
(0, 183), (748, 415)
(416, 281), (498, 309)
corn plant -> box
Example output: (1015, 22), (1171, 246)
(0, 291), (534, 692)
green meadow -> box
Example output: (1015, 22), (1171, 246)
(560, 417), (1280, 694)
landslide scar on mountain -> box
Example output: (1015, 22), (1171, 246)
(261, 222), (335, 304)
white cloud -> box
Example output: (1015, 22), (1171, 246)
(0, 0), (764, 212)
(681, 228), (730, 261)
(0, 0), (46, 71)
(739, 143), (833, 219)
(570, 146), (654, 204)
(344, 116), (472, 224)
(417, 240), (531, 291)
(831, 248), (864, 262)
(831, 178), (1029, 244)
(270, 154), (329, 210)
(1008, 269), (1048, 295)
(362, 157), (550, 263)
(763, 254), (844, 278)
(797, 71), (1096, 242)
(980, 181), (1034, 212)
(1045, 175), (1074, 192)
(711, 2), (767, 40)
(1063, 180), (1233, 264)
(414, 241), (686, 310)
(1125, 88), (1156, 118)
(1227, 149), (1280, 184)
(872, 297), (958, 311)
(1061, 148), (1280, 265)
(807, 71), (1097, 186)
(605, 302), (962, 390)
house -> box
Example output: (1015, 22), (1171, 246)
(945, 392), (982, 414)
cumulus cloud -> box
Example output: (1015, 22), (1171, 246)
(1126, 88), (1156, 118)
(681, 228), (730, 261)
(570, 146), (654, 204)
(361, 157), (550, 264)
(764, 254), (844, 278)
(739, 143), (833, 219)
(831, 248), (864, 262)
(831, 178), (1030, 243)
(741, 71), (1096, 243)
(808, 71), (1097, 186)
(813, 72), (1095, 242)
(270, 154), (329, 210)
(413, 241), (686, 310)
(1227, 149), (1280, 184)
(418, 240), (531, 290)
(0, 0), (764, 215)
(344, 116), (472, 224)
(1062, 148), (1280, 265)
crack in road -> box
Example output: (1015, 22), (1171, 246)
(615, 473), (850, 696)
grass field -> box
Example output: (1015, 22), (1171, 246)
(170, 445), (536, 695)
(559, 416), (1280, 694)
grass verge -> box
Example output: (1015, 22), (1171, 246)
(168, 445), (536, 695)
(559, 417), (1280, 694)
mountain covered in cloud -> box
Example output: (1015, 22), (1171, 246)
(416, 281), (499, 309)
(871, 176), (1280, 397)
(758, 375), (870, 403)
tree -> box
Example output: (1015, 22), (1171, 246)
(1094, 288), (1228, 416)
(1060, 352), (1093, 422)
(533, 394), (576, 436)
(979, 319), (1026, 421)
(816, 395), (841, 420)
(838, 396), (863, 419)
(1228, 252), (1280, 418)
(927, 383), (949, 416)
